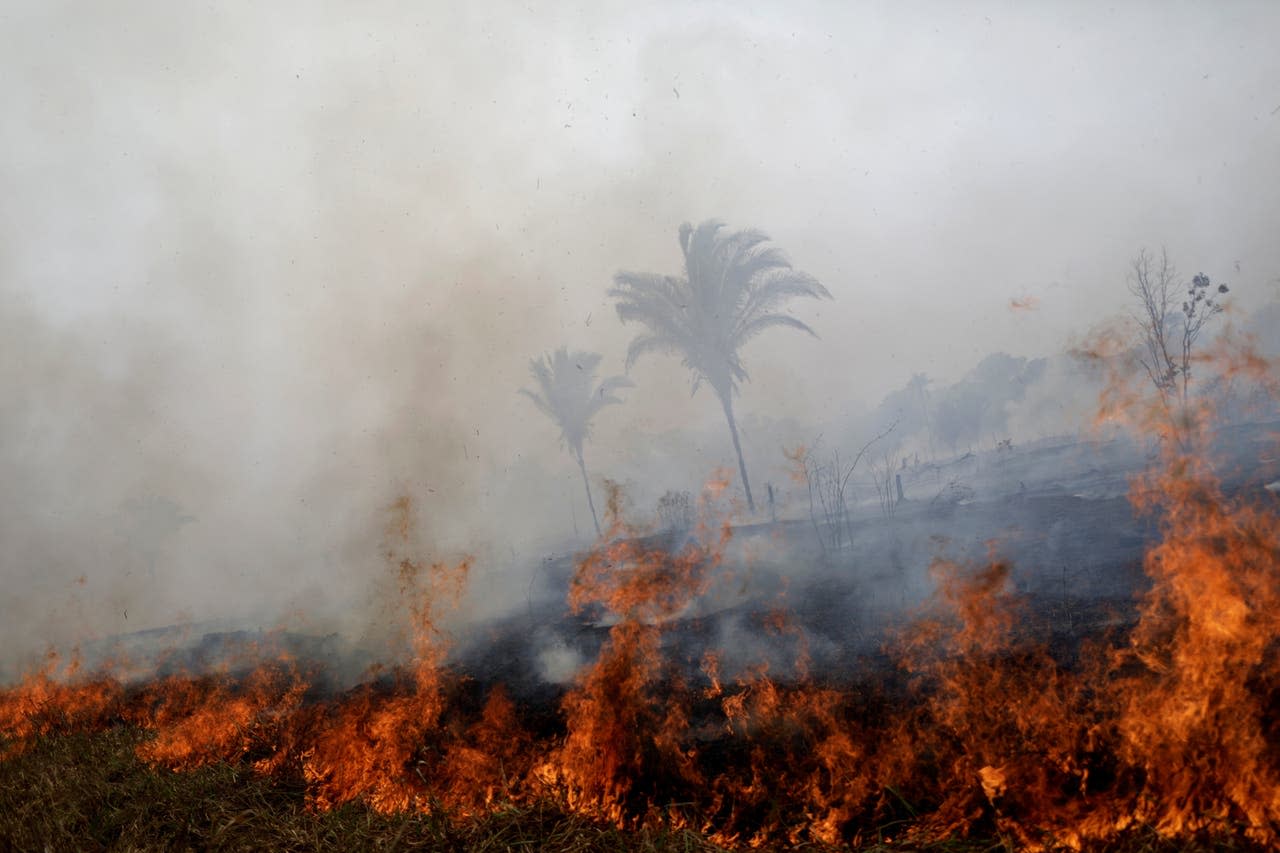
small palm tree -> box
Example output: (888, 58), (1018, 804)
(611, 220), (830, 512)
(521, 347), (631, 536)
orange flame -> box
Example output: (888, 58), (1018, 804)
(3, 345), (1279, 849)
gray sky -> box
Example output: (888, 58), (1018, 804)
(3, 1), (1278, 664)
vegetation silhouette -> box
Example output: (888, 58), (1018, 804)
(520, 347), (631, 536)
(610, 219), (830, 511)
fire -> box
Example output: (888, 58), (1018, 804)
(294, 499), (481, 814)
(0, 651), (121, 759)
(538, 479), (731, 825)
(1095, 422), (1280, 843)
(2, 349), (1278, 848)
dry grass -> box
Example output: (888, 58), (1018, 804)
(0, 727), (730, 852)
(0, 727), (1266, 852)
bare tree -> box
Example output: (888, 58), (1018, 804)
(786, 442), (853, 554)
(520, 347), (632, 536)
(870, 450), (903, 519)
(1127, 248), (1228, 440)
(611, 220), (831, 512)
(785, 421), (896, 555)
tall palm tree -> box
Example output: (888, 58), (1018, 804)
(610, 220), (830, 512)
(520, 347), (631, 536)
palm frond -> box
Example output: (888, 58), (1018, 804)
(597, 374), (635, 397)
(724, 246), (792, 299)
(519, 346), (629, 456)
(518, 387), (555, 421)
(610, 270), (678, 300)
(586, 375), (635, 418)
(734, 313), (820, 347)
(612, 219), (829, 400)
(736, 271), (830, 335)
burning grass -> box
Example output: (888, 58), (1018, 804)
(0, 727), (736, 852)
(4, 353), (1280, 851)
(4, 727), (1269, 852)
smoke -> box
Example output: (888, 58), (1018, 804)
(4, 1), (1280, 675)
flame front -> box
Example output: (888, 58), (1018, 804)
(3, 351), (1279, 849)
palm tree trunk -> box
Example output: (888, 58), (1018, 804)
(576, 450), (602, 536)
(718, 391), (756, 512)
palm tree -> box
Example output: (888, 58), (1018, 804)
(520, 347), (631, 536)
(610, 220), (830, 512)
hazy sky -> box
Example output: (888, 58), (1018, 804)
(2, 1), (1278, 661)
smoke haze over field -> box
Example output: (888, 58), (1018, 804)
(3, 1), (1279, 671)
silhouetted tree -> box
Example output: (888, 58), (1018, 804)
(611, 220), (830, 512)
(786, 420), (895, 555)
(521, 347), (631, 536)
(1126, 248), (1228, 443)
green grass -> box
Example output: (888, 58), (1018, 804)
(0, 727), (1266, 852)
(0, 727), (734, 852)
